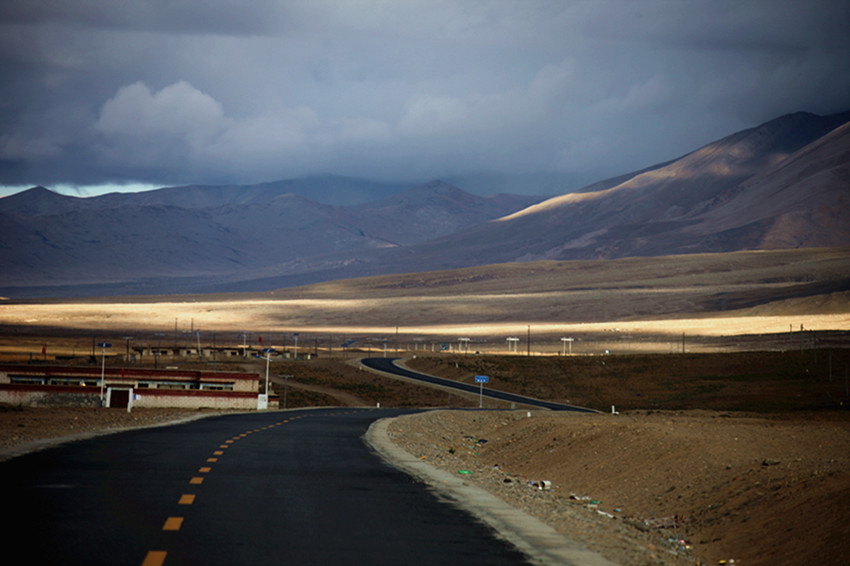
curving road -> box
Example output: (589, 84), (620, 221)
(361, 357), (597, 412)
(4, 408), (533, 566)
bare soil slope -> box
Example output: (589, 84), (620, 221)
(387, 410), (850, 566)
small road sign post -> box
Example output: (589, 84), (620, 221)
(475, 375), (489, 408)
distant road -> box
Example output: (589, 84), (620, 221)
(361, 357), (597, 412)
(4, 409), (533, 566)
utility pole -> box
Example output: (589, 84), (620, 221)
(123, 336), (133, 364)
(154, 333), (164, 369)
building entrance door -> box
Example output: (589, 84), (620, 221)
(108, 388), (131, 409)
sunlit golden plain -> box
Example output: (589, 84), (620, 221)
(1, 249), (847, 353)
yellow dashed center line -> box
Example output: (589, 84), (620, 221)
(143, 413), (308, 565)
(162, 517), (183, 531)
(141, 550), (167, 566)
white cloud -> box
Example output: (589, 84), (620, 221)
(95, 81), (226, 137)
(92, 80), (395, 181)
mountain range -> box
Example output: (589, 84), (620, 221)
(0, 178), (546, 296)
(1, 110), (848, 298)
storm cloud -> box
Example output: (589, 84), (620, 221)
(1, 1), (849, 194)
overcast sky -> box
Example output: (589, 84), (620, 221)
(1, 0), (849, 197)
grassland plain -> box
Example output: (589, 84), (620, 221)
(1, 249), (848, 354)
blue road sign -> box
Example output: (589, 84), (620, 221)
(97, 342), (112, 348)
(475, 375), (489, 384)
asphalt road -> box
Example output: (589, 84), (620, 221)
(3, 408), (533, 565)
(361, 357), (597, 412)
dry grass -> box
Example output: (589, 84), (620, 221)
(0, 248), (847, 354)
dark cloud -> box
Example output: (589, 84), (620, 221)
(1, 1), (849, 195)
(0, 0), (290, 35)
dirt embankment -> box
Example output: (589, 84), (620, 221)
(0, 406), (211, 461)
(386, 409), (850, 566)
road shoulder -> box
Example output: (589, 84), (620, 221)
(364, 414), (618, 566)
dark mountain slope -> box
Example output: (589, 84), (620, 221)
(91, 174), (409, 208)
(0, 186), (85, 216)
(348, 180), (544, 245)
(684, 120), (850, 249)
(0, 180), (544, 295)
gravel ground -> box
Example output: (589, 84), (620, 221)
(385, 409), (850, 566)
